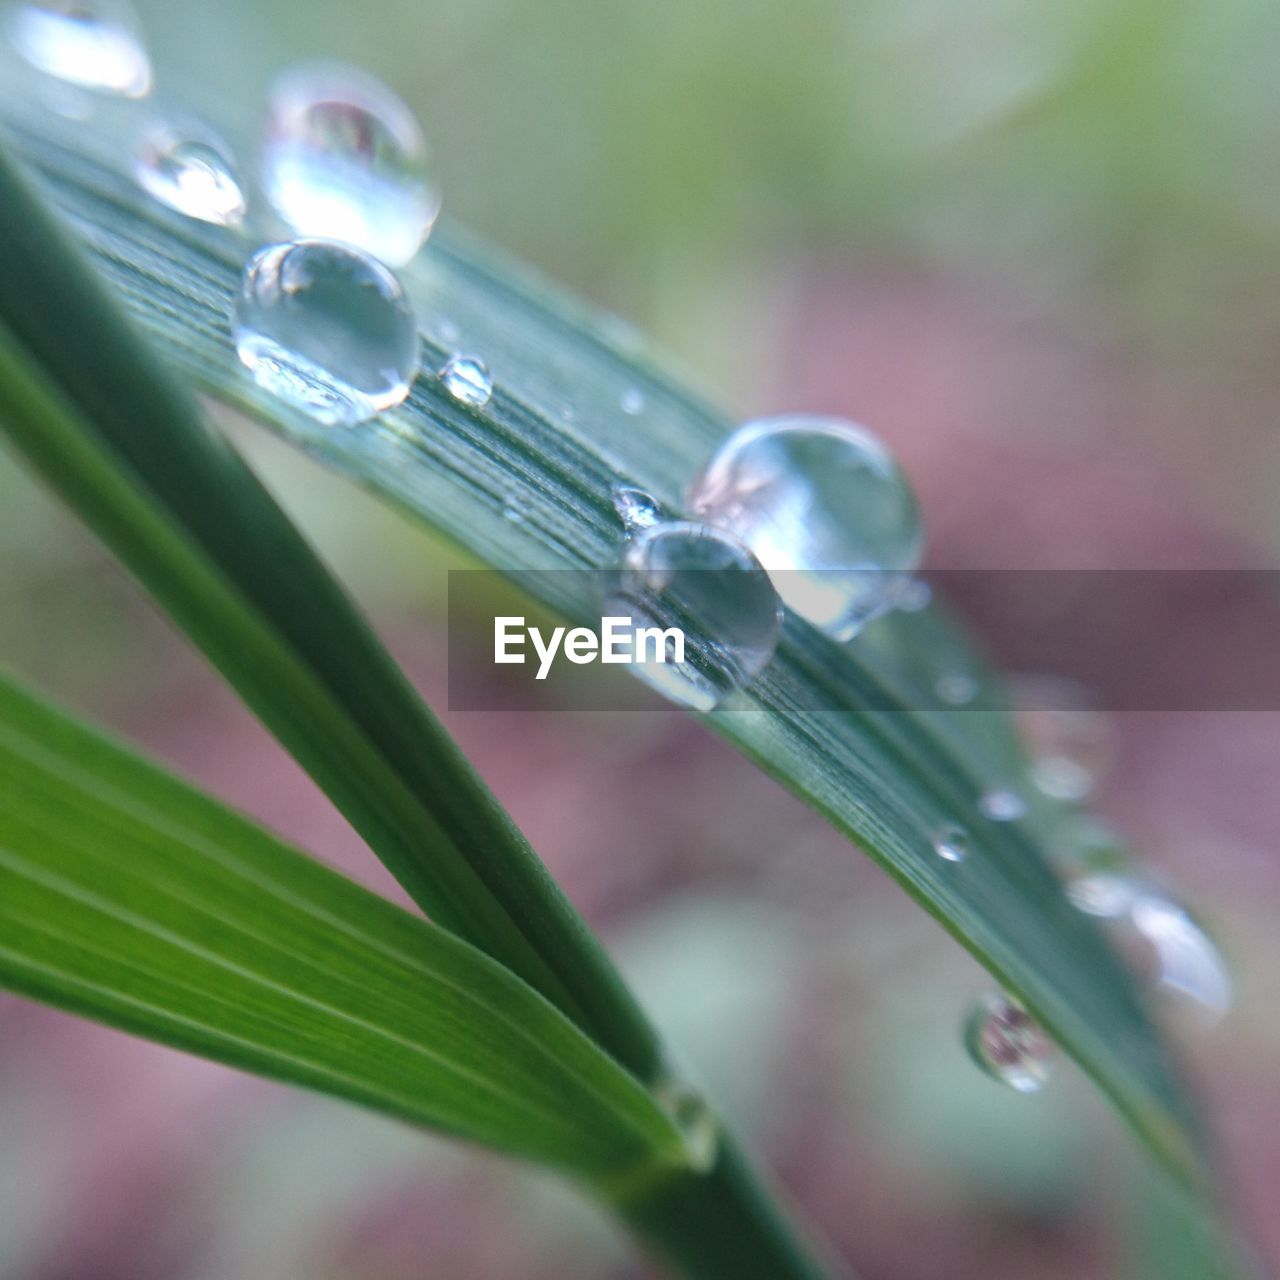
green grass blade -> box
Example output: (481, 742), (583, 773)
(0, 110), (1207, 1187)
(0, 667), (687, 1186)
(0, 143), (661, 1081)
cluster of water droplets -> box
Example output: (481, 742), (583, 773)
(598, 411), (1234, 1098)
(7, 5), (506, 427)
(949, 681), (1232, 1094)
(598, 413), (928, 714)
(8, 6), (1234, 1090)
(233, 63), (441, 424)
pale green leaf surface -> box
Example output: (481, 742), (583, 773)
(0, 667), (687, 1187)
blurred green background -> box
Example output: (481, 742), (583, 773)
(1, 1), (1279, 1277)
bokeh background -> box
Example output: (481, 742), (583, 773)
(2, 1), (1279, 1277)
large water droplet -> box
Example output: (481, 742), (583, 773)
(964, 994), (1052, 1093)
(6, 0), (150, 95)
(602, 521), (782, 711)
(134, 122), (245, 226)
(439, 354), (492, 408)
(233, 239), (419, 427)
(978, 787), (1028, 822)
(611, 485), (663, 533)
(934, 824), (970, 863)
(1131, 893), (1233, 1021)
(1069, 874), (1233, 1022)
(262, 61), (440, 266)
(687, 415), (923, 640)
(1011, 676), (1113, 803)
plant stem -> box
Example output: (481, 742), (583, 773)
(619, 1132), (844, 1280)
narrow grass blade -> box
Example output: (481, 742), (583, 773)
(0, 668), (686, 1186)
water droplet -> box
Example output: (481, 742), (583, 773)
(611, 485), (663, 533)
(688, 415), (923, 640)
(1068, 875), (1233, 1021)
(602, 521), (782, 711)
(134, 122), (245, 226)
(1056, 816), (1130, 874)
(437, 318), (460, 344)
(964, 994), (1052, 1093)
(896, 578), (932, 613)
(1066, 872), (1140, 918)
(620, 386), (646, 415)
(1131, 894), (1233, 1021)
(263, 61), (440, 266)
(979, 787), (1028, 822)
(6, 0), (150, 95)
(1010, 676), (1112, 804)
(935, 671), (979, 706)
(233, 240), (419, 427)
(653, 1078), (718, 1173)
(439, 354), (492, 408)
(934, 824), (969, 863)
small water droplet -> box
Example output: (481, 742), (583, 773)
(979, 787), (1028, 822)
(436, 318), (460, 344)
(1067, 872), (1140, 918)
(934, 824), (969, 863)
(6, 0), (150, 95)
(134, 122), (245, 225)
(964, 994), (1052, 1093)
(611, 485), (663, 533)
(688, 415), (923, 640)
(500, 491), (527, 525)
(1056, 816), (1130, 874)
(439, 354), (492, 408)
(1010, 676), (1112, 804)
(602, 521), (782, 711)
(233, 239), (420, 427)
(896, 578), (932, 613)
(262, 61), (440, 266)
(620, 386), (646, 415)
(936, 671), (979, 706)
(653, 1079), (718, 1173)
